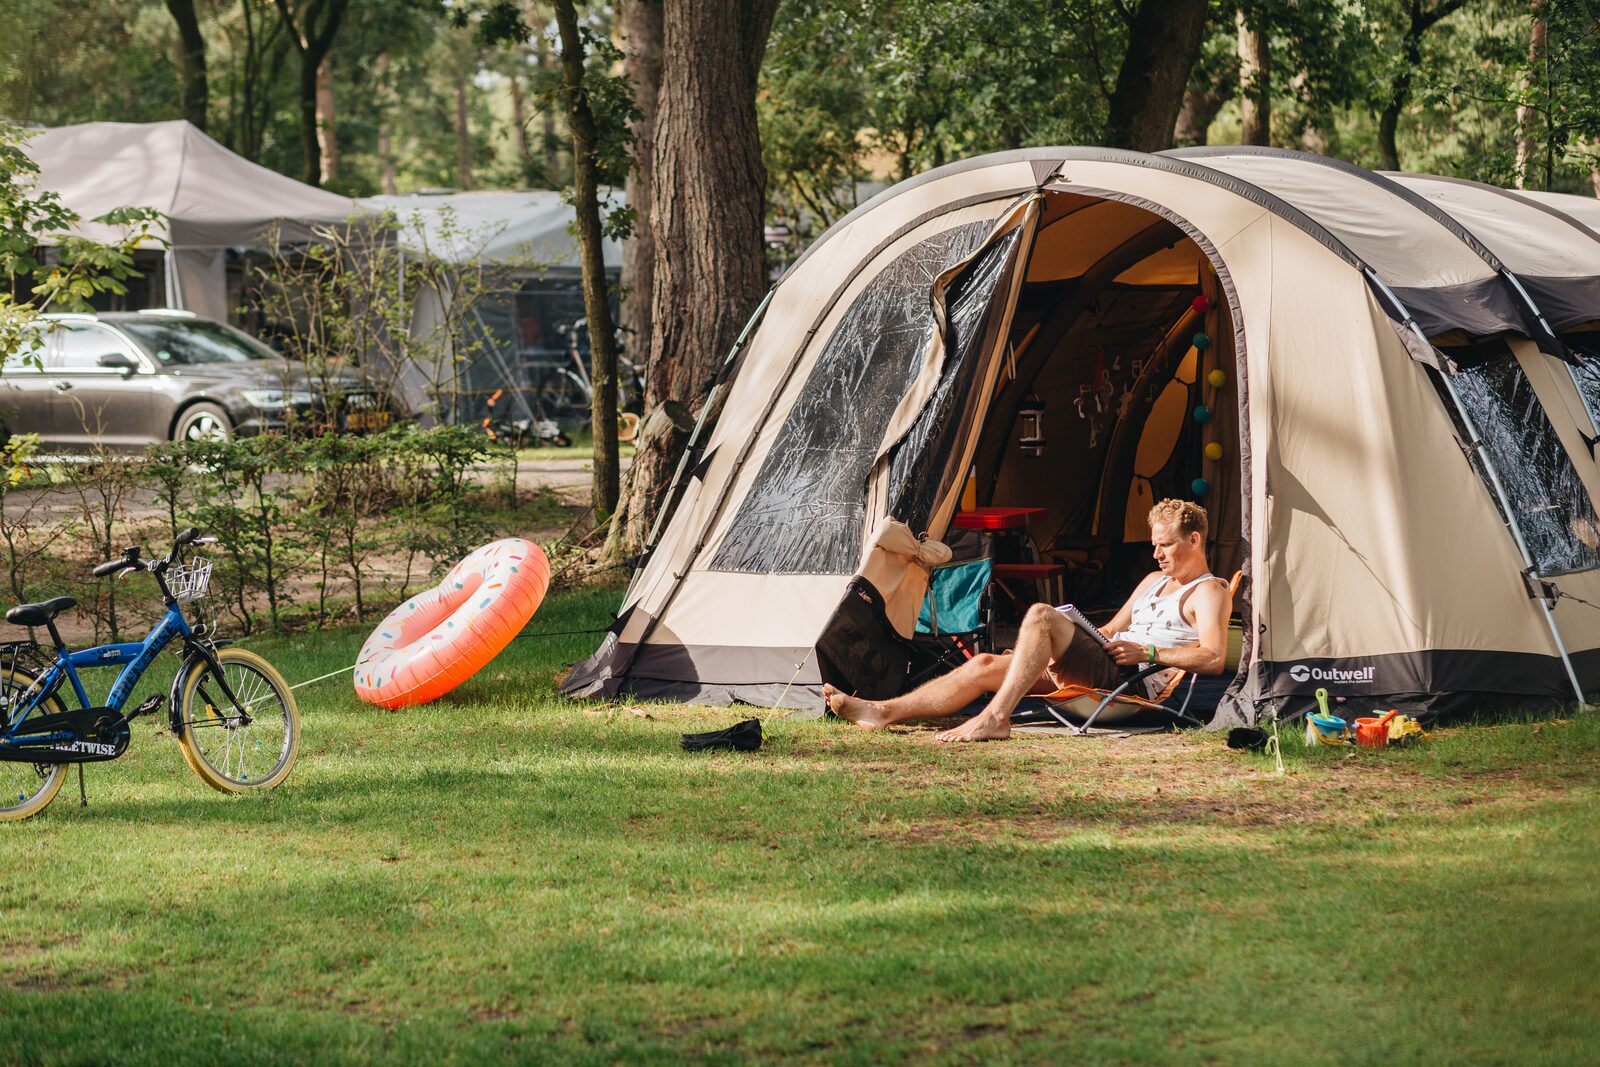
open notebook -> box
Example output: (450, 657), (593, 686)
(1054, 603), (1109, 646)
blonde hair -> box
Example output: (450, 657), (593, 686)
(1149, 498), (1207, 540)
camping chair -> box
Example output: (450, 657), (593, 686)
(909, 533), (992, 688)
(1038, 570), (1244, 733)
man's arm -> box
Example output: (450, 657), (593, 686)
(1164, 580), (1232, 674)
(1106, 579), (1231, 671)
(1097, 572), (1162, 639)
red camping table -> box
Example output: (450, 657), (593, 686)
(951, 506), (1044, 531)
(952, 508), (1063, 607)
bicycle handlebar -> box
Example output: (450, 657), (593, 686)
(92, 553), (138, 578)
(92, 528), (205, 579)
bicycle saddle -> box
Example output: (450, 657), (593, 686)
(6, 597), (77, 627)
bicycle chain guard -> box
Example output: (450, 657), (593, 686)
(0, 706), (129, 764)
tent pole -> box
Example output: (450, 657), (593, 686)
(622, 286), (775, 608)
(1369, 270), (1587, 706)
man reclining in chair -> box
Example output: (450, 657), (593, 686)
(824, 498), (1232, 742)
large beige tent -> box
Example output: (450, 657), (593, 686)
(565, 146), (1600, 724)
(27, 120), (364, 322)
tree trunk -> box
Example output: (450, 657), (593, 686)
(274, 0), (350, 187)
(376, 51), (396, 194)
(620, 0), (663, 382)
(165, 0), (209, 132)
(1515, 2), (1548, 189)
(509, 71), (532, 175)
(1237, 10), (1271, 146)
(611, 0), (779, 558)
(454, 75), (474, 190)
(1377, 0), (1469, 173)
(297, 43), (321, 184)
(1104, 0), (1209, 151)
(535, 32), (562, 185)
(378, 124), (397, 194)
(554, 0), (622, 515)
(1173, 88), (1227, 147)
(316, 56), (338, 184)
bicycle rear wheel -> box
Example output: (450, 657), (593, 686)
(176, 648), (300, 794)
(0, 668), (67, 821)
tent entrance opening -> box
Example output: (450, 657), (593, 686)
(966, 190), (1243, 617)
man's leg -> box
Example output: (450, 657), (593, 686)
(936, 603), (1079, 743)
(824, 651), (1029, 729)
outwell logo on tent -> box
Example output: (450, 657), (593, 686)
(1287, 663), (1375, 684)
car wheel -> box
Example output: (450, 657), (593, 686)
(173, 402), (233, 444)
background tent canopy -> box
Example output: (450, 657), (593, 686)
(28, 120), (365, 248)
(28, 120), (368, 322)
(363, 191), (622, 269)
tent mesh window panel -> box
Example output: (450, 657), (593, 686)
(886, 228), (1024, 530)
(709, 221), (991, 575)
(1444, 351), (1600, 577)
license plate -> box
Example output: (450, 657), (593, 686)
(346, 411), (390, 432)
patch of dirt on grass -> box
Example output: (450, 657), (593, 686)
(846, 731), (1595, 845)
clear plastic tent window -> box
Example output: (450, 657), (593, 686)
(1451, 355), (1600, 577)
(710, 222), (991, 575)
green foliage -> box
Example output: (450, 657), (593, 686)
(127, 424), (509, 634)
(1422, 0), (1600, 189)
(761, 0), (1118, 238)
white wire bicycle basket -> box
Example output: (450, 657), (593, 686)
(168, 554), (214, 603)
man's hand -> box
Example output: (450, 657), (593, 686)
(1105, 639), (1151, 667)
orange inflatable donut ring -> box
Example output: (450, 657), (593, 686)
(354, 538), (550, 709)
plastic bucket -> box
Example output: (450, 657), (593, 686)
(1353, 716), (1389, 748)
(1306, 712), (1349, 746)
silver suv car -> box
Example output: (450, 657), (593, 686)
(0, 310), (395, 450)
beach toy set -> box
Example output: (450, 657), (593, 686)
(1303, 688), (1429, 749)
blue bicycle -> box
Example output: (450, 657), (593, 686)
(0, 528), (300, 819)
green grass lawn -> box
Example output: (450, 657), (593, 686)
(1, 583), (1597, 1064)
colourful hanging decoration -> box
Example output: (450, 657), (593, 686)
(1192, 332), (1211, 351)
(1192, 294), (1211, 313)
(1204, 442), (1224, 461)
(1191, 477), (1210, 496)
(1193, 404), (1212, 424)
(1207, 369), (1227, 389)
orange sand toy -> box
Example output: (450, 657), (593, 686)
(354, 538), (550, 709)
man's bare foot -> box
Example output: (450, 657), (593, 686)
(935, 712), (1012, 743)
(822, 683), (895, 729)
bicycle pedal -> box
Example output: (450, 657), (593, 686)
(102, 694), (165, 737)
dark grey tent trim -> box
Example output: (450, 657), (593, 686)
(1261, 646), (1600, 706)
(1390, 280), (1533, 347)
(1520, 275), (1600, 333)
(1168, 146), (1560, 350)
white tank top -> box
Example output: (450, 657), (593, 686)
(1113, 573), (1221, 697)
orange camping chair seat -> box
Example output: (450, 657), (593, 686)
(1038, 570), (1244, 733)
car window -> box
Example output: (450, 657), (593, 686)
(53, 324), (135, 371)
(119, 319), (280, 365)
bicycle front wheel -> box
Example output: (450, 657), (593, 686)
(0, 667), (68, 821)
(176, 648), (300, 794)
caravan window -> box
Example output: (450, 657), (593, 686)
(710, 221), (992, 574)
(1443, 347), (1600, 577)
